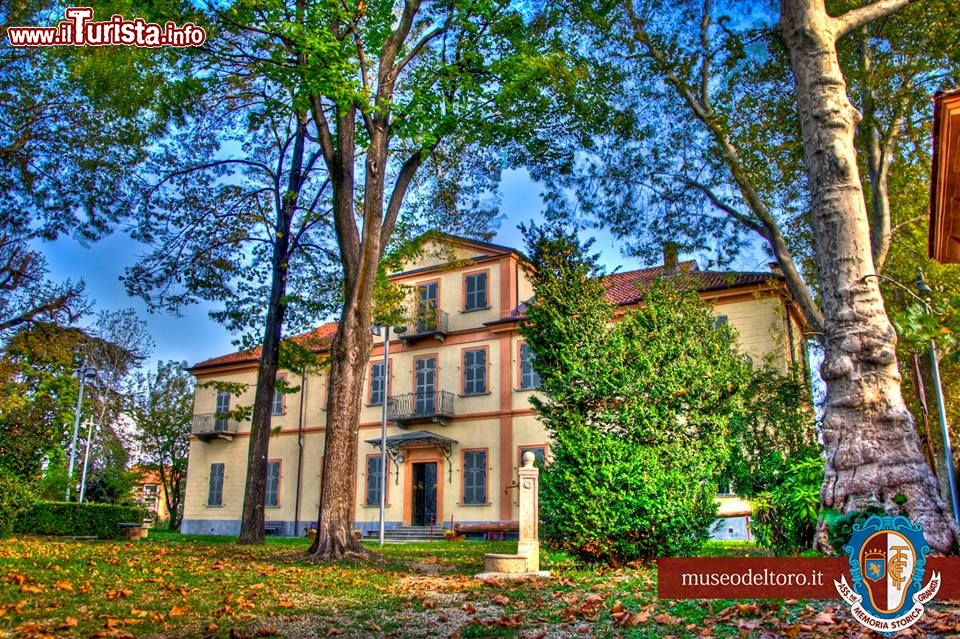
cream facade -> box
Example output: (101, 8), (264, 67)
(181, 235), (807, 538)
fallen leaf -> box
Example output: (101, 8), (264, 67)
(168, 606), (187, 618)
(654, 612), (681, 625)
(812, 611), (836, 625)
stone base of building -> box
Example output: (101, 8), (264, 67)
(711, 516), (751, 541)
(181, 516), (753, 541)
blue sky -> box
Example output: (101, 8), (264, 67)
(40, 168), (769, 368)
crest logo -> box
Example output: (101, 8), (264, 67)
(835, 515), (941, 635)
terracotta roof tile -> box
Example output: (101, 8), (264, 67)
(190, 322), (338, 371)
(193, 261), (783, 371)
(602, 262), (780, 306)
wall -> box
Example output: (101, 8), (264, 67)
(182, 241), (797, 541)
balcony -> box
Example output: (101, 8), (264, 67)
(192, 413), (240, 440)
(387, 390), (455, 426)
(399, 308), (449, 344)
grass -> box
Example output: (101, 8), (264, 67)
(0, 533), (956, 638)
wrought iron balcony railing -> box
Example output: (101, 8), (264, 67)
(387, 390), (455, 425)
(400, 308), (449, 343)
(191, 413), (241, 439)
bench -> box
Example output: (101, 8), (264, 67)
(454, 521), (519, 541)
(118, 522), (148, 540)
(264, 522), (283, 536)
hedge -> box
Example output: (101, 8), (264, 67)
(14, 502), (146, 539)
(0, 469), (36, 537)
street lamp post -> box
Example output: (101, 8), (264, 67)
(66, 362), (96, 501)
(374, 324), (406, 545)
(78, 418), (96, 503)
(378, 325), (390, 547)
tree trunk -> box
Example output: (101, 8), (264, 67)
(306, 302), (375, 559)
(237, 123), (305, 544)
(780, 0), (958, 552)
(237, 235), (290, 544)
(305, 120), (385, 560)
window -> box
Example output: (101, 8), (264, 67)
(463, 348), (487, 395)
(417, 281), (439, 332)
(208, 463), (224, 506)
(215, 391), (231, 431)
(366, 456), (384, 506)
(271, 379), (285, 416)
(266, 461), (280, 507)
(717, 477), (733, 496)
(463, 450), (487, 504)
(519, 343), (541, 390)
(464, 272), (488, 311)
(520, 446), (546, 469)
(370, 361), (386, 405)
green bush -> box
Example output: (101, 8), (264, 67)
(520, 224), (750, 564)
(542, 428), (720, 562)
(750, 455), (823, 554)
(14, 502), (145, 539)
(0, 469), (36, 537)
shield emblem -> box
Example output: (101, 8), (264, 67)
(857, 530), (917, 614)
(836, 515), (940, 636)
(865, 557), (886, 581)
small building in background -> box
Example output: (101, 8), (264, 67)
(131, 468), (169, 527)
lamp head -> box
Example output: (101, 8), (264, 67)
(915, 268), (933, 297)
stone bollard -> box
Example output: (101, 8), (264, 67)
(516, 451), (540, 572)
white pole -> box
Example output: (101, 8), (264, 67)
(78, 419), (96, 503)
(66, 365), (89, 501)
(379, 327), (390, 546)
(929, 339), (960, 525)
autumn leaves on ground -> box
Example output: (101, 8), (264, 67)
(0, 534), (957, 639)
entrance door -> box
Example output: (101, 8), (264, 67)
(412, 462), (438, 526)
(414, 357), (436, 416)
(416, 282), (439, 332)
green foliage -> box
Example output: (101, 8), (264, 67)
(823, 505), (888, 557)
(0, 323), (84, 479)
(724, 366), (820, 498)
(129, 361), (195, 528)
(0, 468), (37, 537)
(520, 223), (750, 564)
(750, 455), (823, 555)
(83, 464), (136, 506)
(14, 502), (145, 540)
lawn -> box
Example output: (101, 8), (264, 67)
(0, 533), (957, 638)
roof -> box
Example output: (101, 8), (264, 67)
(191, 258), (784, 372)
(364, 431), (458, 449)
(189, 322), (338, 372)
(602, 262), (780, 306)
(929, 88), (960, 263)
(485, 261), (782, 326)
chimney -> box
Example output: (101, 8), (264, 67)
(663, 242), (679, 275)
(768, 261), (783, 276)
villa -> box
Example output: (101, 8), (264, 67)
(180, 235), (808, 540)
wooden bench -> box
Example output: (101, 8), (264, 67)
(118, 523), (148, 540)
(263, 522), (283, 536)
(454, 521), (519, 541)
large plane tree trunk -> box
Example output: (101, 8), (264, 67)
(780, 0), (958, 552)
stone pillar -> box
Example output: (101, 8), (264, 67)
(517, 451), (539, 572)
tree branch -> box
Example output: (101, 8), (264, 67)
(833, 0), (920, 39)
